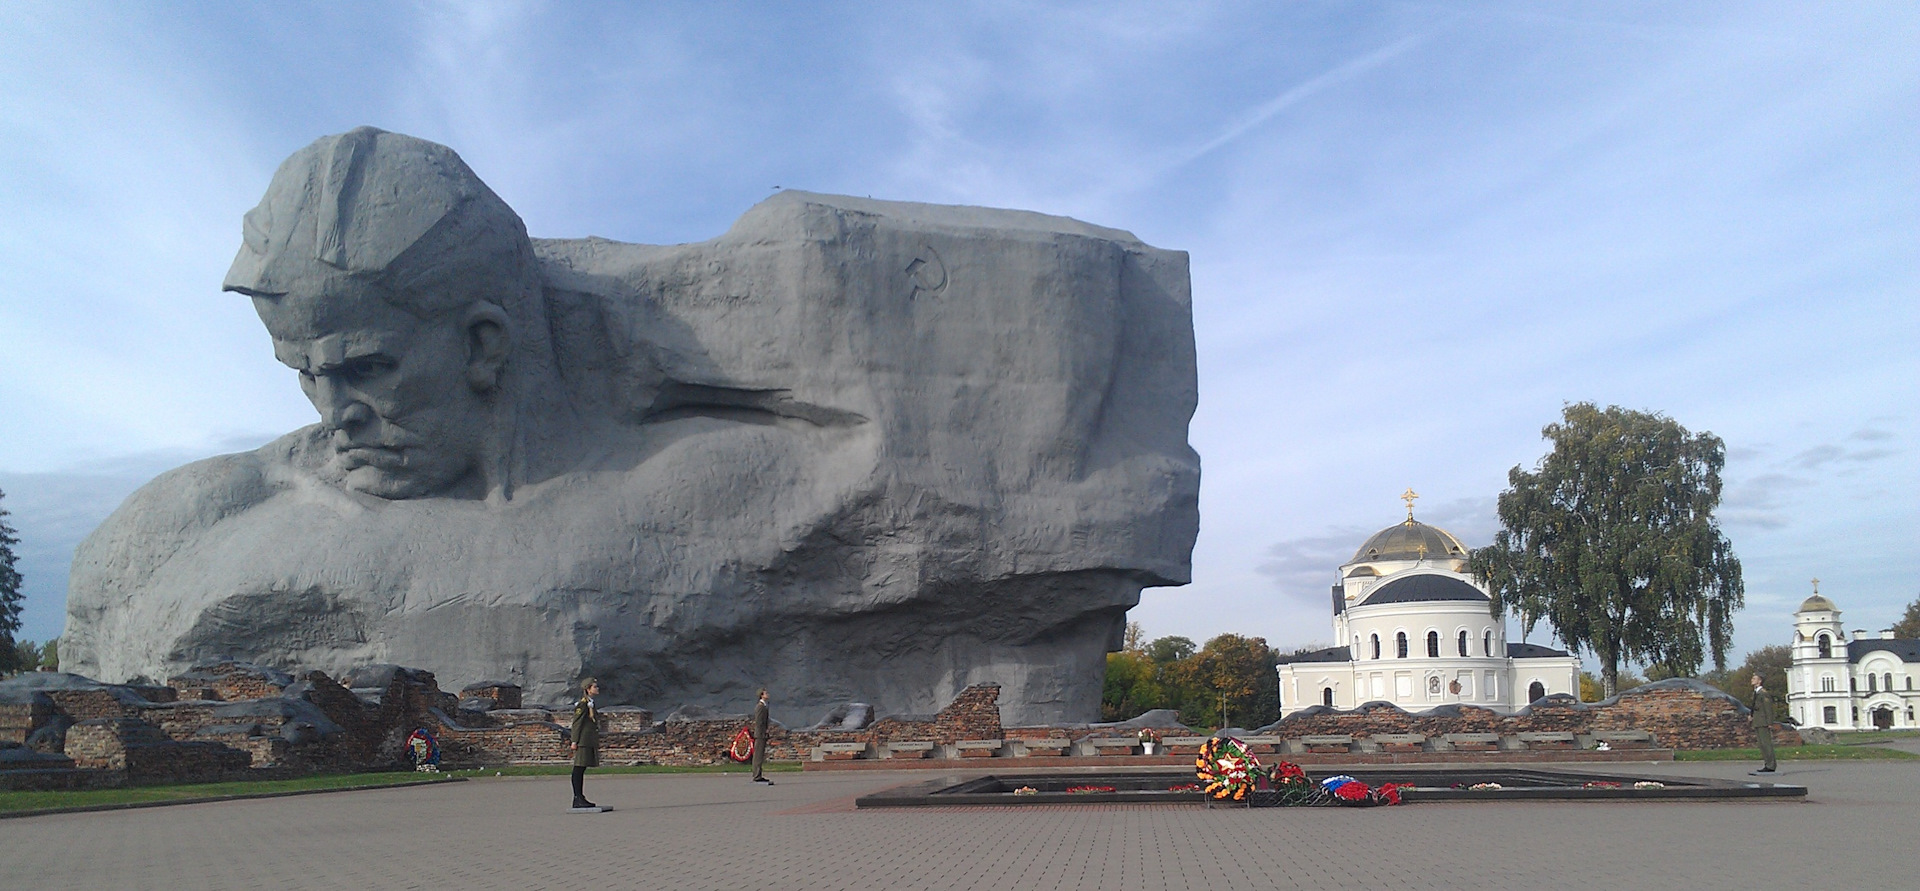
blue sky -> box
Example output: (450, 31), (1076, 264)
(2, 2), (1915, 672)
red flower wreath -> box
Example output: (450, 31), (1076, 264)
(727, 726), (754, 763)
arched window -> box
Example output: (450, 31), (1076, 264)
(1528, 681), (1546, 702)
(1370, 634), (1381, 660)
(1821, 675), (1835, 692)
(1908, 677), (1914, 691)
(1426, 631), (1440, 658)
(1869, 674), (1878, 692)
(1322, 687), (1334, 707)
(1396, 632), (1409, 659)
(1817, 634), (1832, 659)
(1483, 630), (1493, 657)
(1886, 673), (1895, 692)
(1850, 676), (1857, 692)
(1457, 630), (1469, 657)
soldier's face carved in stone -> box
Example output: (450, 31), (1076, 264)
(257, 282), (511, 500)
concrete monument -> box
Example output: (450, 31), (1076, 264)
(63, 127), (1199, 724)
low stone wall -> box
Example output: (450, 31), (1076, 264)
(1260, 680), (1802, 749)
(165, 661), (290, 703)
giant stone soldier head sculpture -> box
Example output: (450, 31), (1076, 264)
(63, 127), (1201, 724)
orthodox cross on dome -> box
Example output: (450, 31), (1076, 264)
(1811, 578), (1820, 595)
(1401, 487), (1419, 523)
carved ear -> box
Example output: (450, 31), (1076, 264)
(463, 301), (512, 392)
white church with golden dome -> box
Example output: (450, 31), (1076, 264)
(1275, 492), (1581, 716)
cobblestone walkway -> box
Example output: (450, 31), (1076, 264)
(2, 761), (1906, 890)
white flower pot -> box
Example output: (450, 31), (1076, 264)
(1142, 742), (1157, 755)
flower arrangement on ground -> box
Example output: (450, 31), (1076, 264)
(1194, 736), (1406, 807)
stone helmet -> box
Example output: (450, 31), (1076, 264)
(222, 126), (541, 321)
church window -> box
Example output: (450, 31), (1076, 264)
(1850, 677), (1857, 692)
(1907, 677), (1913, 691)
(1396, 633), (1408, 659)
(1821, 675), (1835, 692)
(1371, 634), (1381, 660)
(1869, 674), (1877, 692)
(1426, 631), (1440, 658)
(1824, 706), (1837, 724)
(1483, 630), (1493, 657)
(1909, 706), (1916, 723)
(1852, 707), (1859, 723)
(1322, 687), (1334, 707)
(1528, 681), (1546, 702)
(1457, 630), (1469, 657)
(1885, 673), (1894, 692)
(1817, 634), (1832, 659)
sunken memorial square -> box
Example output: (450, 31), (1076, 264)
(61, 127), (1201, 725)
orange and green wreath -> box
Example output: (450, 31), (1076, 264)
(1194, 736), (1261, 801)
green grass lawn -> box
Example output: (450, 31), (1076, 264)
(441, 762), (803, 778)
(1677, 744), (1918, 762)
(1, 762), (802, 816)
(0, 770), (457, 815)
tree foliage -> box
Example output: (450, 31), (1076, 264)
(10, 637), (57, 676)
(1892, 595), (1920, 640)
(1101, 632), (1279, 729)
(0, 489), (25, 675)
(1470, 404), (1744, 697)
(1704, 645), (1791, 717)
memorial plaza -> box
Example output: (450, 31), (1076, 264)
(3, 754), (1913, 890)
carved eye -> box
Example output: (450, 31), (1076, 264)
(337, 357), (395, 385)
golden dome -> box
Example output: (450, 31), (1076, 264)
(1798, 594), (1838, 613)
(1349, 519), (1469, 564)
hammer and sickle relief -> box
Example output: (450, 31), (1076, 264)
(905, 245), (948, 298)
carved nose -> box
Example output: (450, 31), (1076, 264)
(332, 400), (374, 431)
(313, 378), (373, 431)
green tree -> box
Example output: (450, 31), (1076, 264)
(1101, 650), (1168, 721)
(1706, 645), (1791, 717)
(1891, 595), (1920, 639)
(1172, 634), (1278, 730)
(1146, 635), (1195, 665)
(0, 489), (25, 675)
(1471, 404), (1744, 698)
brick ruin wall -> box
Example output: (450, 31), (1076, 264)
(5, 665), (1789, 789)
(1262, 683), (1802, 749)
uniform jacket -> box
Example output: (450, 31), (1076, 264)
(1751, 687), (1774, 729)
(572, 696), (600, 767)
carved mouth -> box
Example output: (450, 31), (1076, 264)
(337, 445), (407, 470)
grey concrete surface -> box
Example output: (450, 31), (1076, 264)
(1, 760), (1907, 890)
(62, 127), (1201, 725)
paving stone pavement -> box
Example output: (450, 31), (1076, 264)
(1, 760), (1909, 890)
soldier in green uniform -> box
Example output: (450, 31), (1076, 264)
(570, 678), (602, 808)
(751, 688), (772, 785)
(1749, 673), (1777, 775)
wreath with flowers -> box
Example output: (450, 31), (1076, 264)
(727, 726), (755, 763)
(1195, 736), (1261, 800)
